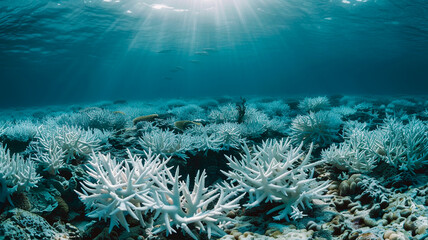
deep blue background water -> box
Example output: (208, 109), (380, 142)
(1, 0), (427, 107)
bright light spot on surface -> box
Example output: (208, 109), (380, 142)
(151, 4), (173, 10)
(126, 10), (132, 13)
(148, 4), (187, 12)
(341, 0), (368, 4)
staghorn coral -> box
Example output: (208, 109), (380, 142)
(331, 106), (357, 117)
(186, 125), (224, 153)
(138, 127), (192, 159)
(373, 117), (428, 173)
(185, 123), (245, 151)
(0, 122), (7, 137)
(223, 138), (331, 221)
(82, 108), (128, 130)
(209, 104), (239, 123)
(298, 96), (330, 112)
(0, 144), (41, 204)
(240, 108), (269, 138)
(265, 116), (290, 133)
(77, 149), (243, 239)
(34, 125), (102, 163)
(142, 170), (243, 239)
(2, 120), (39, 142)
(324, 117), (428, 174)
(32, 124), (112, 175)
(209, 104), (278, 139)
(57, 108), (127, 130)
(290, 111), (342, 147)
(167, 104), (206, 120)
(32, 138), (66, 175)
(213, 122), (246, 150)
(322, 121), (378, 173)
(77, 149), (168, 232)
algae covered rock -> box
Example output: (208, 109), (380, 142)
(0, 208), (66, 239)
(132, 114), (159, 125)
(174, 120), (201, 130)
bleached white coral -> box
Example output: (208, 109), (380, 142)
(58, 125), (99, 160)
(240, 119), (266, 138)
(375, 117), (428, 173)
(32, 138), (66, 175)
(113, 105), (147, 119)
(256, 100), (290, 117)
(90, 128), (114, 145)
(0, 144), (41, 201)
(208, 104), (239, 123)
(3, 120), (38, 142)
(209, 104), (284, 138)
(213, 123), (245, 150)
(33, 125), (102, 166)
(77, 149), (243, 239)
(223, 139), (331, 221)
(322, 143), (377, 174)
(323, 117), (428, 174)
(142, 169), (243, 239)
(0, 122), (6, 136)
(56, 108), (128, 131)
(290, 111), (342, 146)
(188, 127), (224, 153)
(77, 149), (168, 232)
(331, 106), (357, 117)
(138, 128), (192, 159)
(264, 117), (290, 134)
(298, 96), (330, 112)
(321, 121), (378, 173)
(168, 104), (206, 120)
(185, 124), (244, 151)
(84, 108), (128, 130)
(239, 107), (270, 138)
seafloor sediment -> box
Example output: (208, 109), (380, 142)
(0, 95), (427, 240)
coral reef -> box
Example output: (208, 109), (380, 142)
(0, 95), (427, 240)
(77, 149), (167, 232)
(0, 144), (40, 204)
(298, 96), (331, 112)
(77, 149), (243, 239)
(223, 139), (331, 221)
(290, 111), (342, 147)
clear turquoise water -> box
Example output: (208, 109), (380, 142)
(0, 0), (427, 107)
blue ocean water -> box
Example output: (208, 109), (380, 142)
(1, 2), (428, 238)
(0, 0), (427, 107)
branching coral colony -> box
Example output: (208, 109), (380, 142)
(223, 139), (331, 221)
(322, 117), (428, 175)
(77, 149), (244, 239)
(77, 138), (330, 239)
(0, 144), (41, 204)
(2, 96), (428, 240)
